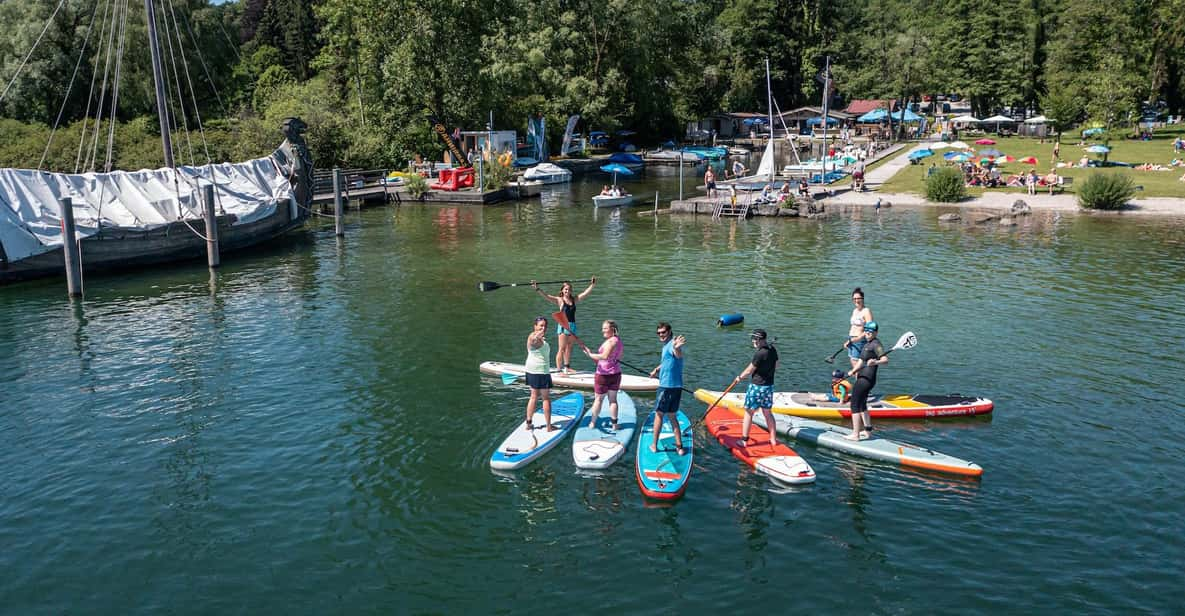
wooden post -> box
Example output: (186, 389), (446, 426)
(333, 167), (344, 237)
(59, 198), (82, 297)
(203, 184), (220, 268)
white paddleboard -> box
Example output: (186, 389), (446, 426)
(480, 361), (659, 392)
(490, 392), (585, 470)
(571, 392), (638, 469)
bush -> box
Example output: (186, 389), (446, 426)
(925, 167), (967, 202)
(1077, 172), (1136, 210)
(403, 172), (429, 198)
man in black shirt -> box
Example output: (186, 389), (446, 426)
(846, 321), (887, 440)
(731, 329), (779, 447)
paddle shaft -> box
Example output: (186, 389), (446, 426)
(693, 380), (739, 428)
(480, 278), (592, 292)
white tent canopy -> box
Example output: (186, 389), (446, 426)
(1024, 115), (1051, 124)
(951, 115), (981, 123)
(982, 115), (1015, 123)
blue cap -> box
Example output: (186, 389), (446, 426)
(863, 321), (878, 332)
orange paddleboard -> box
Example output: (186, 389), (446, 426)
(704, 406), (816, 485)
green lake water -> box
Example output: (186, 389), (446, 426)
(2, 169), (1183, 613)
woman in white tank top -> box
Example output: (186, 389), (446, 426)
(844, 287), (874, 369)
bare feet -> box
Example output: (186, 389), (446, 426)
(843, 433), (861, 441)
(649, 442), (658, 453)
(546, 425), (556, 432)
(736, 437), (748, 447)
(769, 440), (777, 448)
(588, 417), (598, 429)
(525, 420), (533, 430)
(859, 430), (871, 439)
(676, 446), (686, 456)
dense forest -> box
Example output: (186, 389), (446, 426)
(1, 0), (1183, 171)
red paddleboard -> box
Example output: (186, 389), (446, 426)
(704, 406), (816, 485)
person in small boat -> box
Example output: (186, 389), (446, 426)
(843, 287), (874, 370)
(731, 329), (779, 448)
(523, 316), (554, 432)
(532, 277), (596, 374)
(811, 369), (852, 403)
(846, 321), (887, 440)
(600, 185), (611, 196)
(649, 322), (686, 455)
(581, 320), (623, 431)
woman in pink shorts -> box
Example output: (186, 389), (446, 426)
(582, 320), (623, 431)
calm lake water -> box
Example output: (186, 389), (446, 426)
(2, 168), (1183, 613)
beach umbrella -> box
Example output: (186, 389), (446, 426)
(1085, 144), (1111, 154)
(600, 163), (634, 186)
(999, 155), (1016, 163)
(949, 140), (970, 150)
(931, 141), (952, 149)
(946, 153), (972, 163)
(1020, 156), (1038, 165)
(975, 138), (997, 145)
(979, 148), (1003, 157)
(909, 149), (935, 161)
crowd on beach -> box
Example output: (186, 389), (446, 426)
(520, 280), (891, 453)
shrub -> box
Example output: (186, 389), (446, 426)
(1077, 172), (1136, 210)
(479, 152), (514, 190)
(403, 172), (429, 198)
(925, 167), (967, 202)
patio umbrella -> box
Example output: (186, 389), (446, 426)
(1020, 156), (1038, 165)
(1085, 145), (1111, 154)
(946, 153), (972, 163)
(975, 138), (997, 145)
(909, 149), (935, 161)
(930, 141), (952, 149)
(979, 148), (1003, 157)
(949, 141), (970, 150)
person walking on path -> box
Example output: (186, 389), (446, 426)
(845, 321), (888, 440)
(648, 322), (687, 455)
(843, 287), (875, 370)
(731, 329), (779, 448)
(532, 277), (596, 374)
(523, 316), (554, 431)
(582, 320), (623, 431)
(1052, 140), (1061, 161)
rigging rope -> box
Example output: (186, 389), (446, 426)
(40, 1), (102, 170)
(180, 11), (227, 117)
(0, 0), (68, 106)
(103, 0), (130, 172)
(76, 0), (115, 173)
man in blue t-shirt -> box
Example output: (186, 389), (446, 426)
(648, 322), (686, 455)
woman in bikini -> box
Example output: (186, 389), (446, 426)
(843, 287), (874, 370)
(533, 277), (596, 374)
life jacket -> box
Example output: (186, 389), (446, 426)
(831, 379), (852, 403)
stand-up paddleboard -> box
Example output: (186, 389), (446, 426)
(480, 361), (659, 392)
(694, 389), (993, 419)
(704, 406), (816, 485)
(490, 392), (585, 471)
(635, 410), (693, 500)
(754, 413), (983, 477)
(572, 392), (638, 470)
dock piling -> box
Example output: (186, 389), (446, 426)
(333, 167), (344, 237)
(203, 184), (220, 268)
(58, 198), (82, 297)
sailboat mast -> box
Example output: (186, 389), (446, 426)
(765, 58), (774, 181)
(144, 0), (174, 168)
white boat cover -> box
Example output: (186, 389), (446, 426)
(523, 162), (571, 180)
(0, 151), (294, 262)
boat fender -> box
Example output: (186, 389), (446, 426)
(717, 313), (744, 327)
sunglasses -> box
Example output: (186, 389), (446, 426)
(656, 330), (670, 336)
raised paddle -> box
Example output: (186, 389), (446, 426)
(825, 331), (917, 363)
(478, 278), (593, 293)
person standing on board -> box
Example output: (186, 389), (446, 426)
(648, 322), (686, 455)
(843, 287), (875, 370)
(532, 277), (596, 374)
(582, 320), (623, 431)
(846, 321), (887, 440)
(731, 329), (779, 448)
(524, 316), (554, 432)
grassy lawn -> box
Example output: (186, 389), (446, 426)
(877, 125), (1185, 198)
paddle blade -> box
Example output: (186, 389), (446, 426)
(501, 373), (520, 385)
(891, 331), (918, 352)
(478, 281), (501, 292)
(551, 310), (570, 330)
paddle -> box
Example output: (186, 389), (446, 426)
(692, 379), (740, 428)
(478, 278), (592, 292)
(825, 330), (917, 363)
